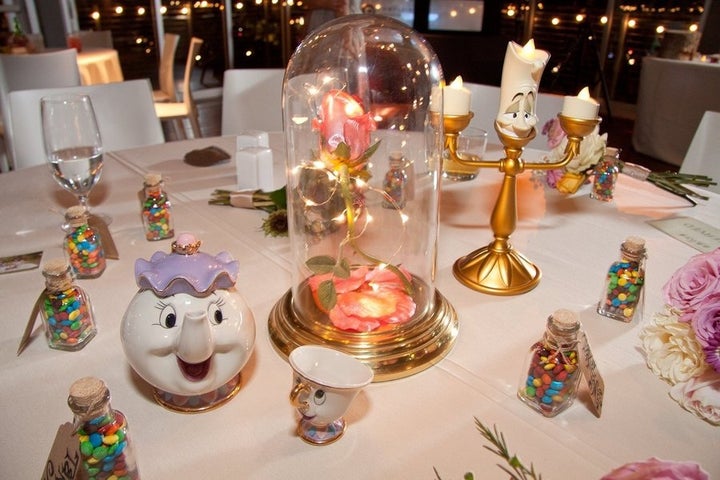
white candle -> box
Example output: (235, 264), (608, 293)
(562, 87), (599, 120)
(430, 76), (471, 115)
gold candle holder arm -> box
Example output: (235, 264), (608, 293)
(531, 115), (601, 171)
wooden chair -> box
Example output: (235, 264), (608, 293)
(153, 33), (180, 103)
(221, 68), (285, 135)
(8, 79), (164, 170)
(154, 37), (203, 139)
(0, 49), (82, 171)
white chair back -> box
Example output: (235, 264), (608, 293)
(0, 49), (82, 170)
(9, 79), (164, 170)
(221, 68), (285, 135)
(680, 110), (720, 194)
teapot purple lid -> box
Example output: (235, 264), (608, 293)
(135, 233), (239, 297)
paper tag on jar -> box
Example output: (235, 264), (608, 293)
(41, 422), (83, 480)
(577, 329), (604, 417)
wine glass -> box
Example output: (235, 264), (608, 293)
(41, 94), (104, 219)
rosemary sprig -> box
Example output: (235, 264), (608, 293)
(474, 418), (543, 480)
(621, 162), (715, 206)
(433, 419), (542, 480)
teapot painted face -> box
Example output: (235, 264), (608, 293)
(121, 233), (255, 408)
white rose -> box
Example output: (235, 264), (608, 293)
(565, 128), (607, 173)
(669, 371), (720, 426)
(639, 312), (708, 385)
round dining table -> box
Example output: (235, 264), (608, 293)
(76, 48), (124, 85)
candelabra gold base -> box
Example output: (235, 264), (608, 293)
(268, 284), (459, 382)
(453, 240), (541, 295)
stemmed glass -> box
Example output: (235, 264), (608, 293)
(41, 94), (105, 220)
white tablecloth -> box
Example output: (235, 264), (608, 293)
(0, 135), (718, 479)
(633, 56), (720, 166)
(77, 48), (124, 85)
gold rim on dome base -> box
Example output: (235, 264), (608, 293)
(268, 287), (459, 382)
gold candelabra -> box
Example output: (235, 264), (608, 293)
(432, 111), (600, 295)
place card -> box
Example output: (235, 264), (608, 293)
(41, 422), (82, 480)
(647, 216), (720, 253)
(0, 251), (42, 275)
(578, 329), (604, 418)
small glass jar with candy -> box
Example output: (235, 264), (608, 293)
(68, 377), (140, 480)
(39, 258), (97, 351)
(141, 172), (174, 241)
(590, 147), (620, 202)
(382, 152), (408, 209)
(518, 309), (582, 417)
(597, 236), (646, 322)
(64, 205), (106, 279)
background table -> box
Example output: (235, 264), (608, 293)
(0, 136), (718, 479)
(633, 56), (720, 166)
(77, 48), (124, 85)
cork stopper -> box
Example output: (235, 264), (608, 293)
(623, 236), (646, 253)
(548, 309), (580, 333)
(68, 376), (110, 417)
(64, 205), (88, 228)
(144, 172), (163, 187)
(42, 258), (73, 291)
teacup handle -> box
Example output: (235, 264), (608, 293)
(289, 382), (311, 413)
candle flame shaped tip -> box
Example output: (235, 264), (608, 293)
(578, 86), (591, 99)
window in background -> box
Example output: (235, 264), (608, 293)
(429, 0), (483, 32)
(371, 0), (416, 27)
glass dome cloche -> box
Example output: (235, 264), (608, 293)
(268, 14), (458, 381)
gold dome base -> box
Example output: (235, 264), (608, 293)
(268, 286), (459, 382)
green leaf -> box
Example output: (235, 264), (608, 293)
(333, 258), (351, 278)
(334, 142), (351, 160)
(317, 279), (337, 310)
(268, 185), (287, 209)
(306, 255), (337, 274)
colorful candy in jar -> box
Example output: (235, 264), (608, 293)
(40, 258), (97, 351)
(142, 172), (174, 241)
(518, 309), (582, 417)
(64, 206), (106, 278)
(68, 377), (140, 480)
(597, 236), (646, 322)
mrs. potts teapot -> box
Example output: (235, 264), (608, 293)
(121, 233), (255, 412)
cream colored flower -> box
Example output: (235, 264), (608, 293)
(669, 371), (720, 426)
(640, 309), (708, 385)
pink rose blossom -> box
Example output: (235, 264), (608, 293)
(312, 89), (376, 161)
(541, 117), (565, 149)
(691, 292), (720, 372)
(309, 266), (416, 332)
(601, 457), (709, 480)
(663, 248), (720, 322)
(669, 371), (720, 426)
(545, 168), (563, 188)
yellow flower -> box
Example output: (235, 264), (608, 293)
(556, 172), (587, 194)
